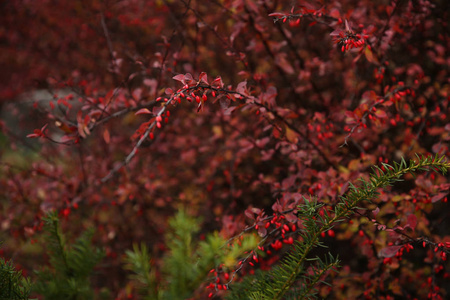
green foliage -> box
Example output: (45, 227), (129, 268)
(125, 209), (260, 300)
(123, 243), (157, 300)
(162, 209), (202, 299)
(226, 155), (450, 299)
(0, 253), (32, 300)
(33, 212), (104, 300)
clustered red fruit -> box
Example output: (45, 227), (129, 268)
(336, 32), (368, 52)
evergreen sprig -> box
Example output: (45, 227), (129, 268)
(227, 155), (450, 299)
(124, 243), (158, 300)
(125, 209), (260, 299)
(33, 212), (104, 300)
(0, 256), (32, 300)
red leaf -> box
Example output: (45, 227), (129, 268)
(330, 28), (343, 37)
(199, 72), (208, 84)
(244, 209), (255, 220)
(372, 207), (380, 217)
(27, 124), (48, 138)
(223, 106), (236, 115)
(431, 192), (448, 203)
(285, 212), (298, 223)
(219, 97), (230, 110)
(212, 76), (224, 88)
(374, 110), (387, 118)
(275, 54), (294, 74)
(340, 182), (349, 196)
(135, 108), (152, 115)
(345, 111), (356, 119)
(184, 73), (194, 84)
(236, 81), (247, 95)
(268, 12), (286, 18)
(244, 207), (261, 220)
(172, 74), (185, 83)
(26, 132), (40, 138)
(344, 19), (352, 32)
(379, 245), (402, 258)
(257, 226), (267, 237)
(406, 214), (417, 230)
(152, 106), (163, 115)
(272, 126), (281, 139)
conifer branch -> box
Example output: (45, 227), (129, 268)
(0, 256), (32, 300)
(227, 155), (450, 299)
(34, 212), (104, 299)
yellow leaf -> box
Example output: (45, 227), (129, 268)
(103, 129), (110, 144)
(212, 126), (223, 138)
(338, 165), (350, 175)
(285, 126), (298, 143)
(391, 195), (403, 202)
(365, 47), (379, 65)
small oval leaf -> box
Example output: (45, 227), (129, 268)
(135, 108), (152, 115)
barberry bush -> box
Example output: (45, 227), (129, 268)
(1, 0), (449, 299)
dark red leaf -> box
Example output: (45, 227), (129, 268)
(379, 245), (402, 258)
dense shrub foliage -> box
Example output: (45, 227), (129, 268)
(1, 0), (449, 299)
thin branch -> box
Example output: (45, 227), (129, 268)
(340, 86), (411, 147)
(100, 12), (117, 69)
(77, 145), (88, 188)
(100, 98), (174, 183)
